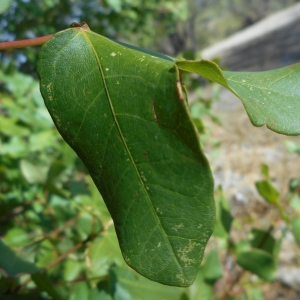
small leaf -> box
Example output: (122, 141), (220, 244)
(289, 178), (300, 192)
(38, 26), (215, 286)
(176, 60), (300, 135)
(63, 260), (83, 281)
(261, 164), (270, 180)
(3, 228), (31, 247)
(20, 159), (49, 184)
(291, 215), (300, 247)
(237, 249), (277, 281)
(0, 136), (28, 157)
(76, 212), (101, 240)
(0, 116), (30, 137)
(69, 282), (90, 300)
(255, 180), (279, 205)
(29, 130), (59, 152)
(284, 140), (300, 154)
(250, 228), (276, 255)
(35, 239), (58, 272)
(245, 288), (265, 300)
(46, 161), (70, 196)
(290, 194), (300, 212)
(106, 0), (122, 13)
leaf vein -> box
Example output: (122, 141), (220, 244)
(83, 31), (186, 277)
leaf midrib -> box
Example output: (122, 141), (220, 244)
(81, 31), (186, 276)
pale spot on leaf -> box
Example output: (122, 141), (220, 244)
(173, 223), (184, 232)
(178, 240), (200, 267)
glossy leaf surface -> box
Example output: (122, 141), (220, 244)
(37, 27), (215, 286)
(176, 60), (300, 135)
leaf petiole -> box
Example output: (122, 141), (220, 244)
(0, 34), (54, 50)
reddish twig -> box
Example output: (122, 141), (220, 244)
(45, 241), (85, 270)
(0, 34), (54, 50)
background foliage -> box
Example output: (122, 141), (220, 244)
(1, 0), (300, 299)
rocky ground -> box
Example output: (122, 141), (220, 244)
(202, 87), (300, 299)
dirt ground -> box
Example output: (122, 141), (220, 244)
(203, 88), (300, 299)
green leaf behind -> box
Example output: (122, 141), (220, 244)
(176, 60), (300, 135)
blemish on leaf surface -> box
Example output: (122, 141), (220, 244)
(178, 240), (200, 267)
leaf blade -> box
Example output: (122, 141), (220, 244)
(38, 28), (215, 287)
(176, 60), (300, 135)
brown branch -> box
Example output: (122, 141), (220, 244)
(45, 240), (85, 271)
(19, 238), (89, 289)
(0, 34), (54, 50)
(21, 213), (81, 248)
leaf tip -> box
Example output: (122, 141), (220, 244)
(69, 21), (90, 31)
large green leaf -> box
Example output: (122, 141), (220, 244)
(37, 26), (215, 286)
(176, 60), (300, 135)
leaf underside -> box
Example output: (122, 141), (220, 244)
(37, 28), (215, 287)
(176, 60), (300, 136)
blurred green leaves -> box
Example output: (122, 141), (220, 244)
(0, 0), (12, 14)
(0, 67), (103, 298)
